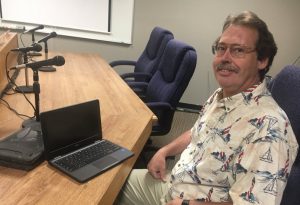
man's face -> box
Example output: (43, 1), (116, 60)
(212, 25), (268, 98)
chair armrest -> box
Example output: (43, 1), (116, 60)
(109, 60), (137, 67)
(127, 82), (149, 99)
(127, 82), (148, 89)
(121, 72), (152, 82)
(146, 102), (175, 136)
(146, 102), (173, 110)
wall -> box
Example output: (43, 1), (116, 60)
(10, 0), (300, 105)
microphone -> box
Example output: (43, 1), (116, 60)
(23, 25), (44, 34)
(37, 32), (57, 43)
(12, 56), (65, 70)
(11, 43), (42, 53)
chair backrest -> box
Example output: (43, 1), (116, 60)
(146, 39), (197, 135)
(134, 27), (174, 76)
(268, 65), (300, 205)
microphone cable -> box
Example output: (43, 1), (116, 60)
(20, 32), (26, 47)
(1, 52), (20, 97)
(0, 98), (32, 119)
(1, 51), (36, 120)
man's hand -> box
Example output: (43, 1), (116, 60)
(147, 130), (192, 181)
(166, 197), (183, 205)
(147, 148), (167, 181)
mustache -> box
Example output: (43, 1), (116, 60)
(216, 63), (238, 73)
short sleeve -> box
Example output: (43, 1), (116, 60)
(229, 116), (296, 205)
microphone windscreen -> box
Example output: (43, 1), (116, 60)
(32, 43), (43, 52)
(38, 25), (45, 30)
(51, 32), (57, 38)
(23, 24), (45, 34)
(54, 56), (65, 66)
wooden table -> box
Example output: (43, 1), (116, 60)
(0, 32), (18, 94)
(0, 52), (154, 205)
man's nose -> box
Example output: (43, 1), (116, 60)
(221, 48), (232, 61)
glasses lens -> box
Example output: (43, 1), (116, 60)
(212, 44), (226, 56)
(212, 43), (255, 58)
(231, 46), (246, 58)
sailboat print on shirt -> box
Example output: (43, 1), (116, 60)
(212, 126), (231, 143)
(263, 178), (278, 196)
(242, 92), (253, 104)
(249, 116), (266, 130)
(250, 116), (287, 143)
(260, 147), (273, 163)
(253, 150), (290, 196)
(243, 132), (256, 144)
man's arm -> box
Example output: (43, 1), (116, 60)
(147, 130), (192, 181)
(160, 129), (192, 157)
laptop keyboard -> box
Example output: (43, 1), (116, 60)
(54, 140), (121, 172)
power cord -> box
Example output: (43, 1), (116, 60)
(0, 98), (33, 119)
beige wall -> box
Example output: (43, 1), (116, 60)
(16, 0), (300, 105)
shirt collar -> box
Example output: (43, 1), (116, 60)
(215, 79), (270, 112)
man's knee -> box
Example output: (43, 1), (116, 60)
(115, 169), (168, 205)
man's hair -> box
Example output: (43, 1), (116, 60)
(221, 11), (278, 80)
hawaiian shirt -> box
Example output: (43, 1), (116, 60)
(167, 79), (298, 205)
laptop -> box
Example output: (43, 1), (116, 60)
(40, 99), (134, 183)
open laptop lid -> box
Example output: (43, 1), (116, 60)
(40, 99), (101, 160)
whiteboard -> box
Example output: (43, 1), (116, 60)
(0, 0), (134, 44)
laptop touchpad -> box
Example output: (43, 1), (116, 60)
(92, 156), (118, 170)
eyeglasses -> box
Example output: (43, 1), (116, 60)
(212, 43), (256, 58)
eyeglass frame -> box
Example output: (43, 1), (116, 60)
(212, 43), (257, 58)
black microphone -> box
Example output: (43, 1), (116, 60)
(23, 25), (44, 34)
(37, 32), (57, 43)
(12, 56), (65, 70)
(11, 43), (42, 53)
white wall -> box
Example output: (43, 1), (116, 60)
(10, 0), (300, 105)
(132, 0), (300, 105)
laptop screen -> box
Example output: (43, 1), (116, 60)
(40, 100), (101, 160)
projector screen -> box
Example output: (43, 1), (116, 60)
(0, 0), (134, 44)
(1, 0), (110, 33)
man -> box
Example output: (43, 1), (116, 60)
(116, 11), (298, 205)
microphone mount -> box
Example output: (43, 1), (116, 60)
(38, 32), (58, 72)
(11, 43), (42, 93)
(22, 55), (65, 131)
(25, 25), (44, 57)
(26, 31), (42, 57)
(22, 68), (42, 131)
(38, 41), (56, 72)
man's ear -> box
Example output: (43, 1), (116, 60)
(258, 58), (269, 70)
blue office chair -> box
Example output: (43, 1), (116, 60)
(110, 27), (174, 83)
(268, 65), (300, 205)
(129, 39), (197, 136)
